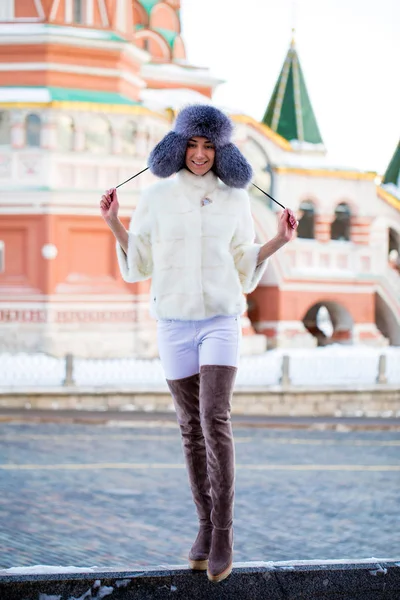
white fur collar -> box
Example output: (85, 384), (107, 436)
(176, 168), (219, 196)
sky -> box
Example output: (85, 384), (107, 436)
(180, 0), (400, 175)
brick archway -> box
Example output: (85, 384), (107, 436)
(303, 300), (354, 346)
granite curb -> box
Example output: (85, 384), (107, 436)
(1, 407), (400, 430)
(0, 559), (399, 600)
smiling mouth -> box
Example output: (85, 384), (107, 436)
(192, 161), (208, 166)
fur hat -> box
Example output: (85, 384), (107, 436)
(148, 105), (252, 188)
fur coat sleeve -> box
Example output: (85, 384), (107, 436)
(116, 193), (153, 282)
(230, 191), (268, 293)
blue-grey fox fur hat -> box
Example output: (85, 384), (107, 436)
(148, 104), (253, 188)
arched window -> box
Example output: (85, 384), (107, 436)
(303, 301), (353, 346)
(0, 111), (11, 145)
(25, 114), (41, 147)
(388, 228), (400, 273)
(389, 228), (400, 254)
(85, 115), (112, 154)
(331, 203), (351, 241)
(58, 116), (75, 152)
(121, 121), (138, 155)
(297, 200), (315, 239)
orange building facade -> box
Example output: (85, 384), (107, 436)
(0, 0), (399, 357)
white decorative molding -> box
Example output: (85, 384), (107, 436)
(86, 0), (94, 26)
(34, 0), (45, 19)
(0, 24), (150, 63)
(97, 0), (109, 27)
(0, 62), (146, 89)
(65, 0), (73, 23)
(0, 155), (11, 178)
(49, 0), (61, 21)
(0, 1), (14, 20)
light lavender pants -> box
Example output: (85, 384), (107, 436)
(157, 315), (242, 380)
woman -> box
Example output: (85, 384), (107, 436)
(100, 105), (297, 583)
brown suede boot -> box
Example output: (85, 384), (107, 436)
(166, 373), (213, 571)
(199, 365), (237, 583)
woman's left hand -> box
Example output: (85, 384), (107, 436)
(277, 208), (298, 243)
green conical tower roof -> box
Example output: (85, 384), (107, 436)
(382, 140), (400, 186)
(262, 35), (323, 145)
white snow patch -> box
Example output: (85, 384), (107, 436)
(97, 586), (114, 598)
(39, 595), (61, 600)
(369, 566), (388, 576)
(272, 558), (398, 566)
(69, 589), (91, 600)
(115, 579), (131, 588)
(0, 566), (98, 575)
(234, 561), (275, 569)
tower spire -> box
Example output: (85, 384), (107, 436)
(262, 34), (323, 146)
(382, 140), (400, 187)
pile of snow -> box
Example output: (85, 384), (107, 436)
(0, 345), (399, 388)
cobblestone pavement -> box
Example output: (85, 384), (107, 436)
(0, 421), (399, 569)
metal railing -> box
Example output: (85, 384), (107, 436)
(0, 348), (399, 389)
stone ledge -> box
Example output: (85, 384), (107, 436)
(0, 559), (399, 600)
(0, 385), (399, 420)
(1, 384), (400, 394)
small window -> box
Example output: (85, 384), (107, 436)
(389, 228), (400, 255)
(0, 241), (4, 274)
(121, 121), (138, 155)
(73, 0), (84, 24)
(26, 114), (41, 147)
(58, 115), (75, 152)
(85, 115), (112, 154)
(331, 203), (351, 241)
(297, 200), (315, 239)
(0, 111), (11, 145)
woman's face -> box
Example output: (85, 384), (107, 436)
(185, 136), (215, 176)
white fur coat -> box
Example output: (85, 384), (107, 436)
(116, 169), (267, 320)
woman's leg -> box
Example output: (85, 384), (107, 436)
(198, 316), (241, 582)
(157, 320), (213, 570)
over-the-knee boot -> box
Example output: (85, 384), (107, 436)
(199, 365), (237, 583)
(166, 374), (213, 570)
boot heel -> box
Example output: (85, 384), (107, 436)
(207, 561), (233, 582)
(189, 558), (208, 571)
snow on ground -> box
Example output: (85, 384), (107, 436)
(0, 345), (399, 388)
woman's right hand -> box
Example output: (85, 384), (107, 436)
(100, 188), (119, 222)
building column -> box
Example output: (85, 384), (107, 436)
(314, 214), (333, 243)
(10, 111), (25, 148)
(41, 112), (58, 151)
